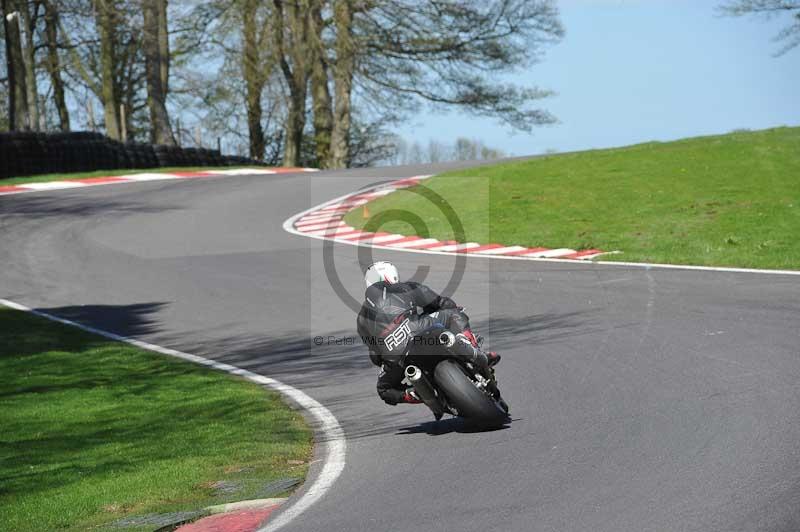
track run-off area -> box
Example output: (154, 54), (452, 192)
(1, 164), (799, 532)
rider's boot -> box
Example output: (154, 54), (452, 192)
(445, 332), (490, 368)
(402, 389), (422, 404)
(462, 328), (480, 347)
(461, 329), (501, 368)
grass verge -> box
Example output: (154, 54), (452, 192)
(344, 126), (800, 270)
(0, 167), (265, 187)
(0, 307), (311, 532)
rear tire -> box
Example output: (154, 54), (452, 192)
(434, 360), (508, 427)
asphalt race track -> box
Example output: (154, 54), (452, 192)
(2, 165), (799, 532)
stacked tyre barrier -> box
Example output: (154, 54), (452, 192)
(0, 131), (265, 179)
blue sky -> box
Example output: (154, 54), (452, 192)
(395, 0), (800, 155)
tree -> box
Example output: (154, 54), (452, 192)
(0, 4), (8, 130)
(347, 114), (398, 167)
(454, 137), (478, 161)
(272, 0), (309, 167)
(330, 0), (354, 168)
(354, 1), (561, 141)
(44, 0), (70, 130)
(1, 1), (28, 130)
(388, 136), (505, 165)
(169, 1), (289, 159)
(17, 0), (40, 130)
(302, 0), (563, 169)
(1, 0), (561, 168)
(308, 0), (333, 167)
(94, 0), (122, 139)
(427, 139), (446, 163)
(58, 0), (146, 139)
(718, 0), (800, 55)
(302, 0), (357, 168)
(240, 0), (273, 159)
(0, 43), (7, 130)
(143, 0), (175, 144)
(360, 1), (562, 127)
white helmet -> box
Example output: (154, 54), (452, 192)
(364, 261), (399, 287)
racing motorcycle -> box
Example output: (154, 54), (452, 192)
(402, 330), (510, 428)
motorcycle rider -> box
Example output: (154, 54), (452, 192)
(356, 261), (500, 406)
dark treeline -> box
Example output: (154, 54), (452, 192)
(0, 1), (564, 168)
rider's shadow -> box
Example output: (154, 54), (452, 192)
(395, 416), (519, 436)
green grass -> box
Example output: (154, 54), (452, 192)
(0, 166), (265, 186)
(0, 307), (312, 532)
(345, 126), (800, 270)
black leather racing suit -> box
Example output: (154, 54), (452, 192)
(356, 281), (471, 405)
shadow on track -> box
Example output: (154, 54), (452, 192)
(174, 311), (597, 388)
(396, 416), (519, 436)
(0, 194), (182, 219)
(29, 303), (596, 392)
(33, 302), (170, 338)
(26, 303), (591, 442)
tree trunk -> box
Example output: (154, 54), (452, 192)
(309, 0), (333, 168)
(272, 0), (309, 167)
(143, 0), (175, 145)
(95, 0), (121, 140)
(157, 0), (168, 92)
(2, 3), (28, 130)
(330, 0), (354, 169)
(283, 85), (306, 167)
(286, 2), (309, 167)
(18, 0), (39, 131)
(44, 0), (69, 131)
(242, 0), (265, 159)
(121, 35), (138, 140)
(1, 0), (11, 129)
(245, 94), (265, 160)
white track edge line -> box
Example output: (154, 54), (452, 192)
(282, 177), (800, 277)
(0, 297), (345, 532)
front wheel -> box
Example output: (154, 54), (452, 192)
(434, 359), (509, 427)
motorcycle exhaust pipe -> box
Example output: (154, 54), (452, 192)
(439, 330), (456, 347)
(405, 365), (445, 419)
